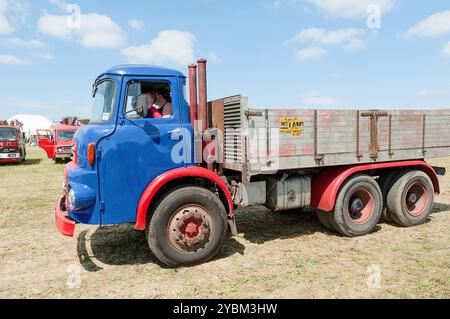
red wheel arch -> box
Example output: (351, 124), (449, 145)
(311, 160), (440, 212)
(135, 166), (234, 231)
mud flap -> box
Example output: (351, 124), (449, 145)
(228, 217), (238, 236)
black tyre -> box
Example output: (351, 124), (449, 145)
(316, 211), (336, 232)
(146, 186), (228, 267)
(332, 174), (383, 237)
(386, 170), (434, 227)
(377, 170), (403, 221)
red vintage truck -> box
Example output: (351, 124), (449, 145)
(55, 60), (449, 267)
(38, 123), (80, 163)
(0, 120), (26, 164)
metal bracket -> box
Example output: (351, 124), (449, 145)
(422, 114), (427, 155)
(245, 110), (264, 118)
(99, 201), (105, 214)
(388, 114), (394, 157)
(361, 111), (388, 160)
(313, 110), (324, 165)
(96, 147), (102, 161)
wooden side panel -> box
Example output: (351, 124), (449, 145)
(212, 94), (450, 176)
(244, 107), (450, 176)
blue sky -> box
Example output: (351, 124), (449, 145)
(0, 0), (450, 121)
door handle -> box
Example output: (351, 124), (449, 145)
(168, 128), (183, 140)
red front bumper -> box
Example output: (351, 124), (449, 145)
(55, 196), (76, 237)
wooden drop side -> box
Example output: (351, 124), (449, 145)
(207, 95), (450, 181)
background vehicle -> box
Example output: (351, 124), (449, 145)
(0, 120), (26, 164)
(38, 118), (81, 163)
(55, 60), (449, 267)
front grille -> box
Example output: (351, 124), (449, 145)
(0, 148), (16, 153)
(60, 146), (72, 153)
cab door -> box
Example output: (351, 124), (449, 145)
(98, 76), (189, 224)
(37, 129), (55, 159)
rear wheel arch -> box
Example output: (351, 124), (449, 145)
(311, 161), (440, 212)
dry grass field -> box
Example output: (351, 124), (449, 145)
(1, 147), (449, 299)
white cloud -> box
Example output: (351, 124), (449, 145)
(344, 38), (368, 52)
(122, 30), (196, 66)
(301, 90), (340, 106)
(265, 0), (301, 9)
(49, 0), (70, 11)
(1, 37), (46, 47)
(309, 0), (395, 19)
(405, 11), (450, 39)
(38, 52), (55, 60)
(443, 41), (450, 57)
(418, 89), (435, 97)
(296, 46), (328, 61)
(206, 51), (223, 63)
(0, 54), (29, 64)
(0, 0), (14, 34)
(37, 12), (125, 49)
(289, 27), (365, 45)
(128, 19), (144, 30)
(37, 14), (71, 38)
(0, 0), (30, 34)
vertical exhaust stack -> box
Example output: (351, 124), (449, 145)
(197, 59), (208, 131)
(188, 64), (198, 128)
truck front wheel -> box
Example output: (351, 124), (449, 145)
(146, 186), (228, 267)
(332, 174), (383, 237)
(386, 170), (434, 227)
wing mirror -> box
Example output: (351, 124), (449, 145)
(133, 95), (148, 118)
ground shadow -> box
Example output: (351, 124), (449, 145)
(22, 159), (43, 166)
(432, 202), (450, 214)
(77, 201), (446, 271)
(77, 224), (245, 271)
(235, 207), (350, 244)
(0, 158), (42, 166)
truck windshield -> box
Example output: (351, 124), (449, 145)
(57, 130), (76, 141)
(90, 80), (116, 123)
(0, 128), (16, 141)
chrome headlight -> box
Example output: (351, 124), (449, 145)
(68, 188), (76, 210)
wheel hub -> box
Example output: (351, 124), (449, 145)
(407, 193), (418, 205)
(405, 182), (429, 217)
(350, 198), (364, 215)
(347, 188), (375, 225)
(169, 206), (212, 252)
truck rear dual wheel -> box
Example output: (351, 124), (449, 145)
(316, 211), (335, 232)
(377, 170), (405, 222)
(319, 174), (383, 237)
(146, 186), (228, 267)
(386, 170), (434, 227)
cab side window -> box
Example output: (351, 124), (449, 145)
(125, 81), (174, 119)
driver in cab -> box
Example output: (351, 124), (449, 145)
(142, 88), (172, 119)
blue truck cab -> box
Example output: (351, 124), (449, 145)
(56, 63), (235, 267)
